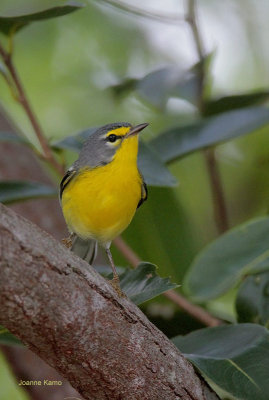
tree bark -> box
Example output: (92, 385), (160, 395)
(0, 203), (219, 400)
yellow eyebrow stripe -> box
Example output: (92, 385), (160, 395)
(106, 126), (131, 137)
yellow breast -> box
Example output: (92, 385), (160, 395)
(61, 135), (142, 244)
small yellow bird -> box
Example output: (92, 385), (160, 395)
(60, 122), (148, 292)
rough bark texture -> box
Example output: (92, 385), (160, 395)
(0, 204), (219, 400)
(0, 109), (83, 399)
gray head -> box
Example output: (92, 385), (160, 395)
(73, 122), (148, 169)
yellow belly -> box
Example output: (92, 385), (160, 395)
(61, 163), (142, 244)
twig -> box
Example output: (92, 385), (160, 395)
(204, 148), (228, 232)
(0, 41), (64, 175)
(113, 236), (221, 327)
(185, 0), (229, 233)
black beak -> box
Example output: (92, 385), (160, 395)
(126, 123), (149, 138)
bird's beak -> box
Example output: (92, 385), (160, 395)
(126, 123), (149, 138)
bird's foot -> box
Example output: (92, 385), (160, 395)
(62, 236), (73, 249)
(109, 277), (126, 298)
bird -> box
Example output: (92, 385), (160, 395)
(60, 122), (149, 294)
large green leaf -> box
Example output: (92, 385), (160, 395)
(0, 2), (84, 36)
(136, 67), (199, 108)
(52, 128), (97, 152)
(150, 107), (269, 163)
(110, 60), (212, 107)
(0, 181), (57, 204)
(236, 272), (269, 327)
(137, 142), (177, 187)
(0, 326), (22, 346)
(53, 129), (177, 187)
(204, 92), (269, 116)
(184, 217), (269, 302)
(119, 262), (178, 304)
(173, 323), (269, 400)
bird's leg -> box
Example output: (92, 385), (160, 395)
(62, 232), (75, 249)
(105, 247), (125, 297)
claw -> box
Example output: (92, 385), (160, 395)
(62, 237), (73, 249)
(109, 277), (126, 298)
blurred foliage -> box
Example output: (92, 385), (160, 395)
(0, 326), (23, 346)
(0, 181), (56, 204)
(0, 352), (29, 400)
(1, 0), (269, 399)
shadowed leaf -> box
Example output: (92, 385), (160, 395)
(0, 181), (57, 204)
(0, 131), (30, 146)
(0, 326), (22, 346)
(204, 92), (269, 116)
(173, 323), (269, 400)
(52, 128), (97, 152)
(236, 272), (269, 327)
(0, 2), (84, 35)
(184, 217), (269, 302)
(119, 262), (178, 304)
(138, 142), (177, 187)
(151, 107), (269, 163)
(136, 67), (199, 108)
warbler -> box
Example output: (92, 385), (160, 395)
(60, 122), (149, 292)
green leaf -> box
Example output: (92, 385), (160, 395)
(138, 141), (177, 187)
(173, 323), (269, 400)
(119, 262), (178, 304)
(150, 107), (269, 163)
(136, 66), (199, 108)
(0, 181), (57, 204)
(184, 217), (269, 302)
(204, 91), (269, 116)
(52, 128), (97, 152)
(110, 78), (138, 97)
(0, 2), (84, 36)
(236, 272), (269, 327)
(0, 326), (22, 346)
(0, 132), (30, 146)
(53, 129), (177, 187)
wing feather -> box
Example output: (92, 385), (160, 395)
(60, 168), (76, 199)
(137, 175), (148, 209)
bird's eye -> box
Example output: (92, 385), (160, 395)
(107, 134), (117, 143)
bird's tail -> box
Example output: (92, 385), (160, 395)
(71, 235), (98, 265)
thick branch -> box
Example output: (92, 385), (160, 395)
(0, 203), (219, 400)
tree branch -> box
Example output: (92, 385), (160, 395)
(0, 203), (219, 400)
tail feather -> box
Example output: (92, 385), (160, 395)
(71, 235), (98, 265)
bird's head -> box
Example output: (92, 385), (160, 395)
(75, 122), (148, 168)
